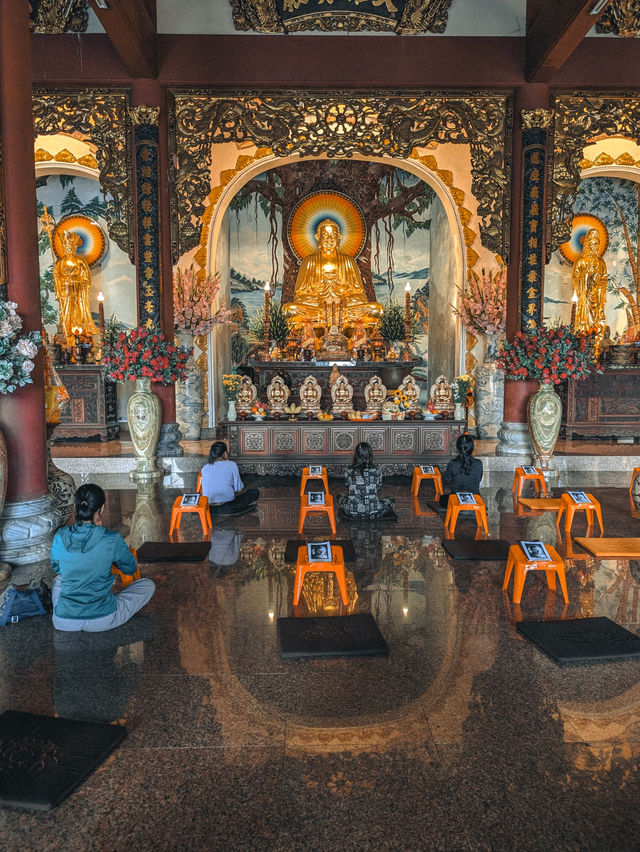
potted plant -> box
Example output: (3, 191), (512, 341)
(497, 324), (600, 471)
(173, 266), (235, 439)
(222, 374), (243, 421)
(451, 374), (474, 421)
(453, 265), (507, 436)
(102, 325), (189, 482)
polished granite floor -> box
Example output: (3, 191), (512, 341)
(3, 471), (640, 850)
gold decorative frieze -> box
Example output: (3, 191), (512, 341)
(549, 92), (640, 254)
(32, 89), (133, 260)
(596, 0), (640, 37)
(521, 108), (553, 130)
(228, 0), (453, 33)
(34, 147), (99, 170)
(579, 151), (640, 170)
(30, 0), (89, 33)
(130, 106), (161, 126)
(169, 89), (511, 262)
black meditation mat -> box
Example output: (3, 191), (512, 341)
(277, 614), (389, 659)
(136, 541), (211, 563)
(441, 538), (511, 561)
(0, 710), (126, 811)
(284, 539), (356, 563)
(517, 617), (640, 665)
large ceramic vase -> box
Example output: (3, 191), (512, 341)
(227, 399), (237, 422)
(527, 380), (562, 473)
(127, 376), (162, 483)
(175, 331), (204, 441)
(473, 333), (504, 438)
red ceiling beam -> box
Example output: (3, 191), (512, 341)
(525, 0), (613, 83)
(89, 0), (157, 78)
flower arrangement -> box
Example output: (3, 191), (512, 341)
(251, 401), (267, 418)
(222, 374), (243, 400)
(496, 324), (600, 384)
(0, 301), (41, 394)
(173, 266), (235, 336)
(452, 374), (474, 406)
(389, 390), (411, 412)
(102, 325), (189, 383)
(453, 265), (506, 336)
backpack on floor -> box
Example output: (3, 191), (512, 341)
(0, 580), (51, 626)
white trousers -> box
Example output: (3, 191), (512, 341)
(52, 576), (155, 632)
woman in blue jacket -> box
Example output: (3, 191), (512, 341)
(51, 483), (155, 632)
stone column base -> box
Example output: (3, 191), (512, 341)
(495, 421), (533, 458)
(157, 422), (184, 457)
(0, 495), (58, 567)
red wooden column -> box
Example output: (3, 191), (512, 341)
(497, 84), (550, 458)
(130, 79), (183, 456)
(0, 0), (57, 567)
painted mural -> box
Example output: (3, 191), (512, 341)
(545, 176), (640, 341)
(227, 161), (435, 366)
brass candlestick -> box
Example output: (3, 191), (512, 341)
(403, 282), (412, 361)
(264, 283), (271, 361)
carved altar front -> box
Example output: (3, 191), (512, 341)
(221, 418), (464, 475)
(52, 365), (119, 441)
(560, 367), (640, 438)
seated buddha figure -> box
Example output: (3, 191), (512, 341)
(429, 375), (454, 413)
(285, 219), (383, 329)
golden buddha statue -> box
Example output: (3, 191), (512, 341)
(317, 325), (350, 361)
(53, 230), (99, 346)
(572, 228), (608, 344)
(285, 219), (383, 329)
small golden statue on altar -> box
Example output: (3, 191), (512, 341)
(317, 324), (350, 361)
(364, 376), (387, 413)
(429, 375), (454, 414)
(299, 375), (322, 415)
(572, 228), (608, 350)
(331, 374), (354, 415)
(350, 318), (368, 355)
(300, 318), (319, 355)
(266, 374), (290, 415)
(285, 219), (383, 330)
(53, 230), (99, 346)
(398, 375), (420, 411)
(235, 376), (258, 415)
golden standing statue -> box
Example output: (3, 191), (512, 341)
(572, 228), (608, 346)
(53, 230), (99, 345)
(285, 219), (383, 329)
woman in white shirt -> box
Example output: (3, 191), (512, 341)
(200, 441), (259, 515)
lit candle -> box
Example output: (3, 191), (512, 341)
(403, 282), (412, 361)
(97, 291), (105, 337)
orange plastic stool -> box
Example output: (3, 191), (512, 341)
(556, 492), (603, 536)
(298, 493), (337, 534)
(294, 545), (348, 606)
(169, 494), (212, 535)
(444, 494), (488, 535)
(300, 466), (330, 496)
(511, 466), (547, 499)
(629, 467), (640, 494)
(502, 543), (568, 605)
(111, 548), (141, 588)
(196, 471), (203, 493)
(411, 466), (443, 498)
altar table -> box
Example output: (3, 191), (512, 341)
(221, 417), (465, 476)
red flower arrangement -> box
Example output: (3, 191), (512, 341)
(102, 325), (189, 384)
(496, 324), (601, 385)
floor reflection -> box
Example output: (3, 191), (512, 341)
(3, 476), (640, 847)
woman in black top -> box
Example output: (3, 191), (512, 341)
(439, 433), (483, 507)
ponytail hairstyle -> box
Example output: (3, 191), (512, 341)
(75, 483), (106, 522)
(455, 433), (475, 476)
(208, 441), (228, 464)
(351, 441), (374, 477)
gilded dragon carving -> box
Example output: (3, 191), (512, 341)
(29, 0), (89, 33)
(32, 89), (134, 260)
(169, 90), (511, 262)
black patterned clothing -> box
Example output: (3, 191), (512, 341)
(337, 466), (395, 519)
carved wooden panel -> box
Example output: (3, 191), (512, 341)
(562, 369), (640, 437)
(53, 365), (119, 441)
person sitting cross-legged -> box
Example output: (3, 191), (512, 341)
(51, 483), (155, 632)
(337, 441), (395, 520)
(200, 441), (259, 516)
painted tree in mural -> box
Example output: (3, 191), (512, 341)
(575, 177), (640, 339)
(228, 161), (434, 300)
